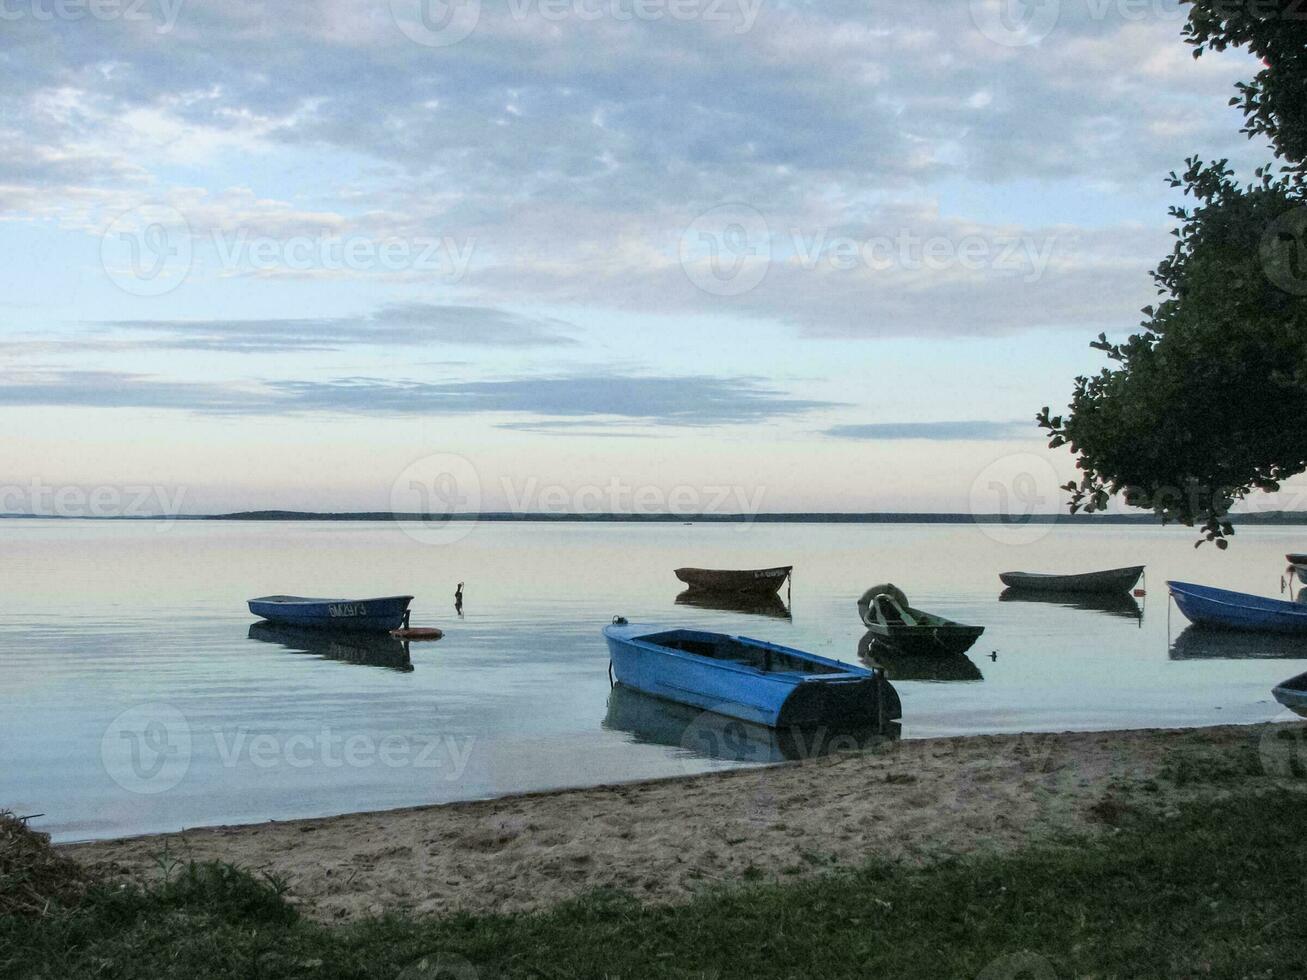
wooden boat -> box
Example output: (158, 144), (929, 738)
(999, 587), (1142, 621)
(998, 565), (1144, 594)
(248, 622), (413, 672)
(602, 619), (899, 728)
(603, 684), (897, 762)
(247, 594), (414, 633)
(673, 565), (791, 596)
(1168, 581), (1307, 634)
(674, 589), (791, 620)
(1272, 671), (1307, 714)
(856, 584), (984, 656)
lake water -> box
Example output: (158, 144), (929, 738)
(4, 519), (1307, 843)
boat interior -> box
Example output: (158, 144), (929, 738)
(640, 629), (846, 675)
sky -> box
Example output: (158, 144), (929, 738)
(1, 0), (1295, 516)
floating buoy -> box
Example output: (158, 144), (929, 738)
(391, 627), (444, 640)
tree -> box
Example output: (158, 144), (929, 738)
(1038, 0), (1307, 546)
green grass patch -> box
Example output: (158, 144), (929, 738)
(4, 790), (1306, 979)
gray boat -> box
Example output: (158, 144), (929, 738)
(998, 565), (1144, 595)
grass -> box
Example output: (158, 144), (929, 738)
(4, 790), (1307, 980)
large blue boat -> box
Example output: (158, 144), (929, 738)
(602, 619), (899, 729)
(247, 595), (414, 633)
(1168, 581), (1307, 634)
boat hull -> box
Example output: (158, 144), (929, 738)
(1273, 671), (1307, 715)
(860, 621), (985, 657)
(1168, 582), (1307, 634)
(674, 566), (792, 596)
(247, 595), (414, 633)
(999, 565), (1144, 594)
(603, 623), (898, 729)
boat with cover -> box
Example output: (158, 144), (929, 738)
(998, 565), (1144, 594)
(247, 594), (414, 633)
(674, 566), (792, 596)
(602, 619), (899, 729)
(856, 584), (984, 656)
(1168, 581), (1307, 634)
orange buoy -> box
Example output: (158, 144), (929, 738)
(391, 627), (444, 640)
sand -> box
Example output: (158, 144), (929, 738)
(63, 724), (1298, 922)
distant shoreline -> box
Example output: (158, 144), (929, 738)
(6, 510), (1307, 525)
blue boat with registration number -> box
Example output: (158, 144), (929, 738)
(1167, 581), (1307, 634)
(247, 595), (414, 633)
(602, 619), (899, 729)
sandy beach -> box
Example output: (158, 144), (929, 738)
(64, 723), (1294, 922)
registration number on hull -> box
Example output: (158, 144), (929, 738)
(328, 603), (368, 618)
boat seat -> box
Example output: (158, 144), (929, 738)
(874, 594), (918, 627)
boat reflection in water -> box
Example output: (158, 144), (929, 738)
(857, 633), (983, 682)
(1169, 625), (1307, 661)
(999, 587), (1143, 622)
(603, 685), (898, 764)
(247, 621), (414, 672)
(673, 589), (792, 620)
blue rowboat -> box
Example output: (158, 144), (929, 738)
(602, 619), (900, 729)
(1167, 581), (1307, 634)
(247, 595), (414, 633)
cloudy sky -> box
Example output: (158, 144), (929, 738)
(0, 0), (1285, 514)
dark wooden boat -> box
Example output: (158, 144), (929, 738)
(998, 565), (1144, 595)
(856, 584), (984, 657)
(674, 565), (791, 596)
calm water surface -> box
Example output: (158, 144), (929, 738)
(5, 519), (1307, 842)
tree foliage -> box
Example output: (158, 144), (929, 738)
(1038, 0), (1307, 545)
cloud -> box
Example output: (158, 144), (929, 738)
(0, 369), (835, 427)
(97, 304), (579, 352)
(825, 420), (1032, 441)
